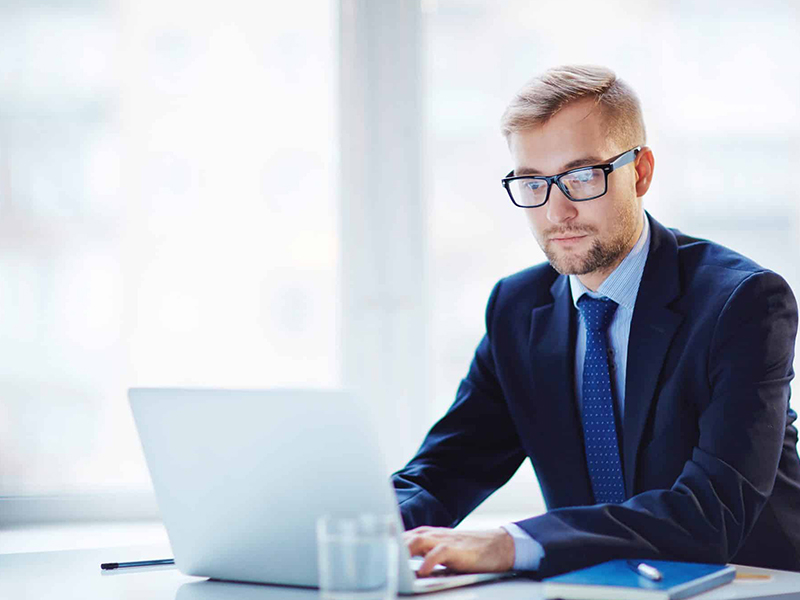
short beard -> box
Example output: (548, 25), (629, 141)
(544, 234), (629, 276)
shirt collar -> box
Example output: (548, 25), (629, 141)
(569, 212), (650, 310)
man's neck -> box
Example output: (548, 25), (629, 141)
(577, 266), (617, 293)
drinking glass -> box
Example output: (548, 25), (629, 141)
(316, 514), (400, 600)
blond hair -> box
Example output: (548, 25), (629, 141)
(500, 65), (646, 148)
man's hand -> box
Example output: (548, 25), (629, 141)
(403, 526), (515, 577)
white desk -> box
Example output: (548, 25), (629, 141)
(2, 543), (800, 600)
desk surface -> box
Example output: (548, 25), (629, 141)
(2, 543), (800, 600)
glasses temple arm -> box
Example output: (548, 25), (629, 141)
(609, 146), (642, 172)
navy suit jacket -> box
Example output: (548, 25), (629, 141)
(392, 214), (800, 577)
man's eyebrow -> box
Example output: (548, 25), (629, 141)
(514, 155), (605, 176)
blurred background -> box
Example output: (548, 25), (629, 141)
(0, 0), (798, 537)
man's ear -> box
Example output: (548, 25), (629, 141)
(634, 146), (654, 197)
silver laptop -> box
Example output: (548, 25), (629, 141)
(129, 388), (510, 594)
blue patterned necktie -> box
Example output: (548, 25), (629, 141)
(577, 295), (626, 504)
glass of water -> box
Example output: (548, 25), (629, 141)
(316, 514), (400, 600)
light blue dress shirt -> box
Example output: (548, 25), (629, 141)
(501, 213), (651, 570)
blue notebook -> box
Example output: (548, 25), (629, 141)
(543, 559), (736, 600)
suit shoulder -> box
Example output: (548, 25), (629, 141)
(667, 228), (795, 314)
(671, 228), (775, 281)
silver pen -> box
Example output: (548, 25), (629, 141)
(627, 560), (663, 582)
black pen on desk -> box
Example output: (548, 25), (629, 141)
(627, 560), (663, 582)
(100, 558), (175, 570)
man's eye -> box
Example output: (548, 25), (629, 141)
(573, 171), (594, 182)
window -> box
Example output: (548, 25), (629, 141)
(0, 1), (337, 510)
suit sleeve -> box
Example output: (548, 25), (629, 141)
(514, 270), (799, 576)
(391, 279), (528, 530)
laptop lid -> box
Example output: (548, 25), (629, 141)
(129, 387), (416, 589)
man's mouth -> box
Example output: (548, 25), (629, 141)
(549, 233), (588, 243)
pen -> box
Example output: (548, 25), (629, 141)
(100, 558), (175, 570)
(627, 561), (663, 582)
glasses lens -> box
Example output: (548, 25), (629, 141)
(560, 168), (606, 200)
(509, 178), (548, 207)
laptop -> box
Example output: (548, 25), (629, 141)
(129, 388), (511, 593)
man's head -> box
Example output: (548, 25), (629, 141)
(501, 65), (654, 291)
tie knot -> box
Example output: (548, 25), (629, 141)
(578, 296), (618, 332)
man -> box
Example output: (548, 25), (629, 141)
(393, 65), (800, 578)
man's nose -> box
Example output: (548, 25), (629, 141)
(546, 185), (578, 224)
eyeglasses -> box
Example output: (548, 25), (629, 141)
(501, 146), (641, 208)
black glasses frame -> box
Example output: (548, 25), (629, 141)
(501, 146), (642, 208)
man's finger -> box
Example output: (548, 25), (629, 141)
(417, 543), (453, 577)
(405, 533), (437, 557)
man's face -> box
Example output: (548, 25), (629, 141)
(507, 99), (645, 287)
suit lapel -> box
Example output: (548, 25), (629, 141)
(530, 275), (594, 506)
(623, 215), (684, 497)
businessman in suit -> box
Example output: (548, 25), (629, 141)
(394, 65), (800, 577)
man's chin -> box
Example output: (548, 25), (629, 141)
(551, 264), (589, 276)
(544, 252), (590, 276)
(546, 245), (625, 278)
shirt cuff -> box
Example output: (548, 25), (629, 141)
(500, 523), (545, 571)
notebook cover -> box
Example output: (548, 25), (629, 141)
(543, 559), (735, 600)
